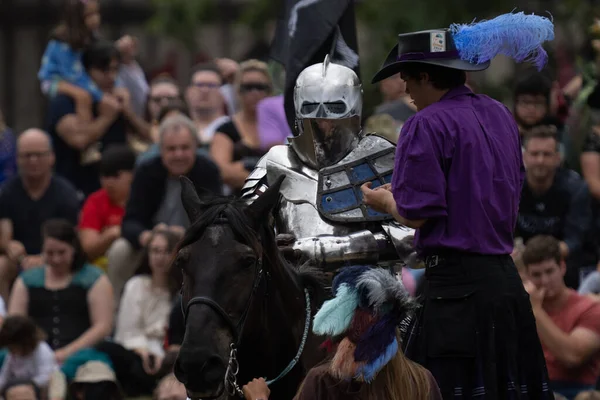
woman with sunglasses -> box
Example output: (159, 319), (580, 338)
(210, 60), (273, 195)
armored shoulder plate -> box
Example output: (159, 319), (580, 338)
(317, 135), (396, 223)
(263, 145), (318, 205)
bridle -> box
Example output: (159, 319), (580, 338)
(181, 250), (312, 398)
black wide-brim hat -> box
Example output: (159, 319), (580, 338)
(371, 29), (491, 83)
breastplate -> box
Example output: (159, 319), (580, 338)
(265, 138), (391, 238)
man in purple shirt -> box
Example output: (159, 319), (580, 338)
(362, 16), (554, 399)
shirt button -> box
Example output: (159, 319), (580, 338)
(52, 339), (60, 347)
(53, 317), (60, 323)
(53, 306), (59, 312)
(52, 328), (59, 335)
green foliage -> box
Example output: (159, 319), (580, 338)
(238, 0), (280, 34)
(146, 0), (218, 51)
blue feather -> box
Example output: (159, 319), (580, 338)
(356, 338), (399, 383)
(332, 265), (371, 293)
(313, 284), (359, 336)
(449, 12), (554, 70)
(353, 314), (398, 363)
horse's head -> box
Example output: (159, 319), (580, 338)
(173, 176), (284, 399)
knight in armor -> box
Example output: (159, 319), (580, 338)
(241, 56), (415, 271)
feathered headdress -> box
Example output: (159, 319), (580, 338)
(312, 266), (416, 383)
(372, 11), (554, 83)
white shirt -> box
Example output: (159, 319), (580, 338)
(0, 342), (57, 391)
(114, 276), (172, 357)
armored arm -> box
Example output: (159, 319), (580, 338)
(240, 155), (269, 203)
(291, 222), (418, 271)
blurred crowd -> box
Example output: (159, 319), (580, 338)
(3, 0), (600, 399)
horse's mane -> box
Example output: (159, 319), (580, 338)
(179, 196), (326, 302)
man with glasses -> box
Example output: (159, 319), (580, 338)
(184, 63), (230, 148)
(46, 40), (150, 197)
(0, 129), (79, 302)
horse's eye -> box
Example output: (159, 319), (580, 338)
(241, 256), (256, 268)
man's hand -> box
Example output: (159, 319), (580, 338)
(133, 348), (154, 375)
(168, 225), (185, 238)
(361, 182), (395, 214)
(54, 348), (71, 364)
(113, 87), (132, 111)
(21, 255), (43, 270)
(524, 280), (545, 311)
(99, 94), (122, 118)
(242, 378), (270, 400)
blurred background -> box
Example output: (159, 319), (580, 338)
(0, 0), (591, 131)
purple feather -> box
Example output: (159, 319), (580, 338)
(332, 265), (371, 293)
(353, 313), (398, 363)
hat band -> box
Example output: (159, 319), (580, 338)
(397, 50), (460, 62)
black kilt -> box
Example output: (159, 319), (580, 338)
(402, 252), (554, 400)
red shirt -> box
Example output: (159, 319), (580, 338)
(544, 290), (600, 385)
(79, 189), (125, 232)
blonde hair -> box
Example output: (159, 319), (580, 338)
(235, 59), (273, 94)
(575, 391), (600, 400)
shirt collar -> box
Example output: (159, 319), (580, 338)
(440, 85), (474, 101)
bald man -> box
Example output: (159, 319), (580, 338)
(0, 129), (79, 302)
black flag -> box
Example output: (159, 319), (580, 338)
(270, 0), (360, 133)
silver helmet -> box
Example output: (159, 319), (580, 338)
(291, 56), (362, 170)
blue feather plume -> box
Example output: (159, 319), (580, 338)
(332, 265), (370, 293)
(449, 12), (554, 70)
(313, 284), (359, 336)
(353, 313), (397, 363)
(356, 338), (399, 383)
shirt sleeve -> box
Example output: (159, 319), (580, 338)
(0, 297), (7, 318)
(114, 277), (148, 350)
(582, 130), (600, 154)
(58, 183), (81, 226)
(391, 117), (449, 221)
(79, 195), (103, 231)
(563, 181), (592, 254)
(577, 302), (600, 335)
(32, 343), (57, 387)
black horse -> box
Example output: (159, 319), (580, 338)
(173, 176), (328, 400)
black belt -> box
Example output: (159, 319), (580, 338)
(423, 250), (507, 269)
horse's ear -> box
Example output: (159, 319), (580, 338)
(246, 175), (285, 223)
(180, 176), (209, 223)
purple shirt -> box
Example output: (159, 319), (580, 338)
(257, 95), (293, 150)
(392, 85), (524, 255)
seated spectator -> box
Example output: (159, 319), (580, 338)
(78, 145), (136, 271)
(0, 129), (79, 302)
(8, 219), (113, 366)
(68, 361), (122, 400)
(211, 60), (271, 194)
(514, 71), (556, 136)
(46, 40), (150, 197)
(522, 235), (600, 399)
(146, 75), (181, 144)
(516, 127), (593, 288)
(107, 115), (221, 306)
(98, 229), (181, 397)
(153, 373), (187, 400)
(2, 381), (41, 400)
(0, 108), (16, 188)
(257, 94), (292, 150)
(185, 63), (230, 148)
(138, 99), (209, 166)
(0, 316), (57, 396)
